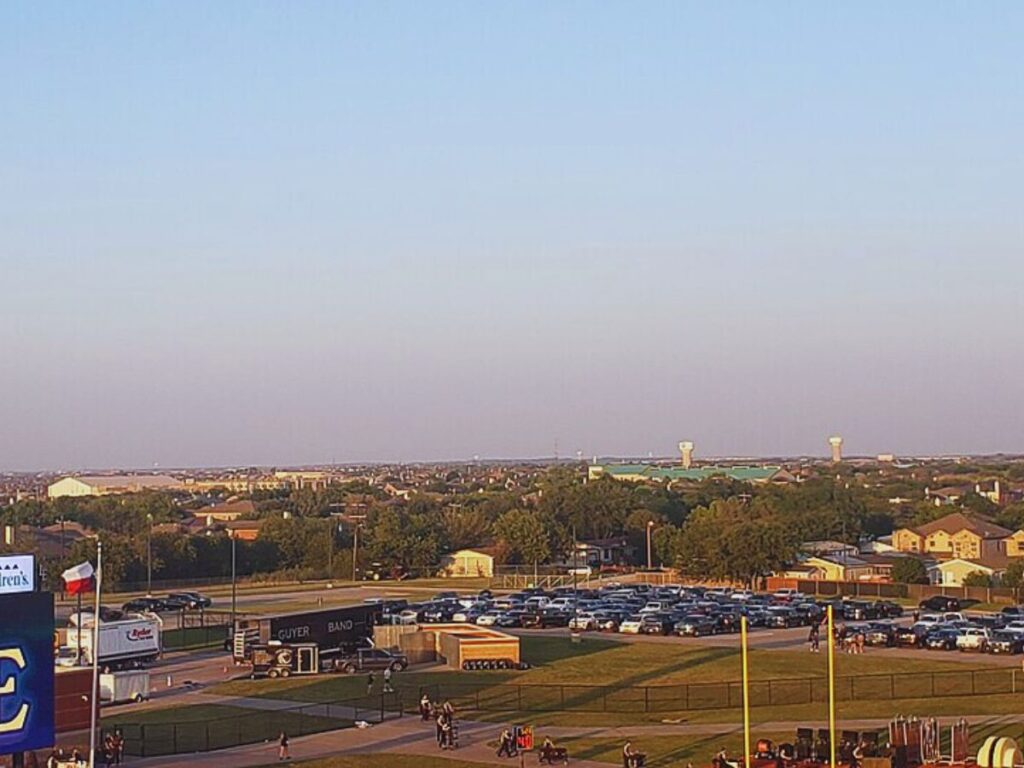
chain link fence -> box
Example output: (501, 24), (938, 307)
(107, 694), (403, 757)
(406, 667), (1021, 716)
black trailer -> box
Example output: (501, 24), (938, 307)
(233, 604), (380, 664)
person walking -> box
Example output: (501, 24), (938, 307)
(366, 672), (375, 695)
(419, 692), (432, 721)
(435, 712), (446, 747)
(383, 665), (393, 693)
(808, 624), (820, 653)
(278, 731), (290, 761)
(113, 730), (124, 765)
(440, 718), (453, 750)
(497, 728), (515, 758)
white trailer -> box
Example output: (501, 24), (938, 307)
(60, 616), (161, 670)
(100, 670), (151, 704)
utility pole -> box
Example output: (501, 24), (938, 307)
(230, 534), (237, 626)
(646, 520), (655, 570)
(327, 518), (334, 578)
(146, 513), (153, 596)
(352, 523), (359, 583)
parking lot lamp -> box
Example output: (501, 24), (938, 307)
(230, 533), (237, 625)
(646, 520), (655, 570)
(146, 513), (153, 596)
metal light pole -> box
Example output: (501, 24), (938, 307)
(351, 523), (359, 583)
(646, 520), (654, 570)
(327, 518), (334, 578)
(230, 534), (237, 626)
(146, 513), (153, 596)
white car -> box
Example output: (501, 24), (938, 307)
(619, 616), (644, 634)
(568, 613), (598, 631)
(956, 627), (990, 652)
(475, 612), (500, 626)
(1002, 621), (1024, 637)
(772, 588), (805, 602)
(640, 601), (666, 614)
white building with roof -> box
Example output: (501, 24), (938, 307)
(48, 475), (182, 499)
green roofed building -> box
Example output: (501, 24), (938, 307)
(588, 463), (795, 484)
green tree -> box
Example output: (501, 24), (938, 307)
(1001, 559), (1024, 590)
(493, 509), (550, 566)
(890, 557), (929, 584)
(963, 570), (992, 588)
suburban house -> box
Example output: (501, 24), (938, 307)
(891, 513), (1014, 560)
(574, 536), (633, 567)
(438, 548), (496, 578)
(928, 554), (1012, 587)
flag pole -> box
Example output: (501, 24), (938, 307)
(741, 615), (752, 768)
(88, 541), (103, 768)
(827, 605), (836, 768)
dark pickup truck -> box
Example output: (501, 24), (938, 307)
(335, 648), (409, 674)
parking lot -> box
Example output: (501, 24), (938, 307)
(382, 582), (1024, 666)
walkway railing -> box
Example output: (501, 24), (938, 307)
(107, 694), (403, 757)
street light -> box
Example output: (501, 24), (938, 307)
(230, 533), (237, 626)
(146, 513), (153, 596)
(646, 520), (655, 570)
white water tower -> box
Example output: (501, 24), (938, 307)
(829, 436), (843, 463)
(678, 440), (695, 469)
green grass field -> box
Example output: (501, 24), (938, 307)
(207, 635), (1019, 727)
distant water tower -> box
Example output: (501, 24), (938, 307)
(829, 436), (844, 463)
(678, 441), (695, 469)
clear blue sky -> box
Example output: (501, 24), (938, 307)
(2, 2), (1022, 470)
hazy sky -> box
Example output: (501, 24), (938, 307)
(2, 2), (1023, 470)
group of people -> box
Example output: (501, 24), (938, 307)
(807, 621), (866, 654)
(495, 729), (564, 762)
(418, 693), (458, 750)
(366, 666), (396, 694)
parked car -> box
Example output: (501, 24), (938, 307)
(987, 631), (1023, 655)
(771, 589), (805, 602)
(521, 609), (570, 629)
(919, 595), (961, 612)
(475, 611), (501, 627)
(495, 610), (527, 628)
(674, 614), (717, 637)
(618, 615), (645, 634)
(924, 628), (960, 651)
(895, 625), (926, 647)
(568, 612), (599, 631)
(862, 622), (898, 647)
(639, 615), (675, 636)
(956, 627), (990, 653)
(765, 608), (802, 628)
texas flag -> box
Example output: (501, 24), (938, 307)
(62, 561), (96, 595)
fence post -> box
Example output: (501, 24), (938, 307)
(141, 725), (147, 758)
(889, 674), (894, 700)
(381, 693), (385, 723)
(645, 686), (650, 712)
(205, 721), (210, 751)
(173, 724), (178, 754)
(971, 671), (976, 696)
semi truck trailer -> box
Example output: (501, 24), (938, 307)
(58, 615), (162, 670)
